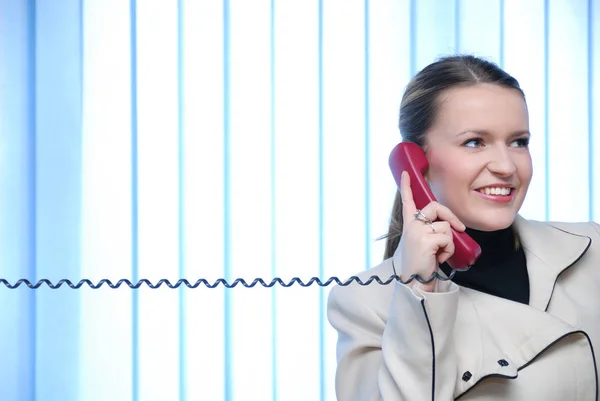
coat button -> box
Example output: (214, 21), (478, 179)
(462, 371), (472, 381)
(498, 359), (509, 367)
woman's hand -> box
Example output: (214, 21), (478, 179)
(397, 171), (466, 292)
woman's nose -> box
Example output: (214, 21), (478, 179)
(487, 147), (517, 176)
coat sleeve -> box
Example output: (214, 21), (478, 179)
(327, 279), (460, 401)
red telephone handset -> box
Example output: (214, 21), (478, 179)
(389, 142), (482, 270)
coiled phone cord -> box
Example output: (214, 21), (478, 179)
(0, 262), (470, 289)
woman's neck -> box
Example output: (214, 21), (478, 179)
(466, 225), (516, 265)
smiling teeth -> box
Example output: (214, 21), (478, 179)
(480, 187), (511, 196)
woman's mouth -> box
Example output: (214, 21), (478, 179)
(477, 187), (513, 196)
(475, 186), (516, 203)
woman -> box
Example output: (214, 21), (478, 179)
(327, 55), (600, 400)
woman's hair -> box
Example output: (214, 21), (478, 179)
(382, 55), (525, 259)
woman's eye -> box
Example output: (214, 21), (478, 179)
(463, 138), (483, 148)
(511, 137), (530, 148)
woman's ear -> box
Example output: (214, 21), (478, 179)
(423, 168), (432, 187)
(424, 152), (435, 189)
(422, 146), (431, 184)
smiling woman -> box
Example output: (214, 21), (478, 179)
(327, 55), (600, 400)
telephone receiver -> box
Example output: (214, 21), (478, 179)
(389, 142), (482, 270)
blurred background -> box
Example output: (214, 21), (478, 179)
(0, 0), (598, 400)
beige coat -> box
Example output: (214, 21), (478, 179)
(327, 216), (600, 400)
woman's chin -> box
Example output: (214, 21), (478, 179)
(462, 215), (516, 232)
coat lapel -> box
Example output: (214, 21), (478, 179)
(512, 215), (591, 311)
(452, 216), (593, 398)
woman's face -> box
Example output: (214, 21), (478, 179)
(424, 83), (532, 231)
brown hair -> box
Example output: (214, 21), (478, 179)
(382, 55), (525, 259)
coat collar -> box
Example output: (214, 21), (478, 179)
(512, 215), (591, 311)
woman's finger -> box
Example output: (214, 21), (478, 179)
(437, 232), (456, 264)
(419, 201), (466, 232)
(400, 171), (418, 223)
(422, 233), (455, 263)
(428, 221), (451, 234)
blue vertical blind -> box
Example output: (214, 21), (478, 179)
(0, 0), (598, 400)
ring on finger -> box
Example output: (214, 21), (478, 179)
(414, 209), (433, 225)
(428, 223), (435, 233)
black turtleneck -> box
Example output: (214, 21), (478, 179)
(439, 226), (530, 305)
